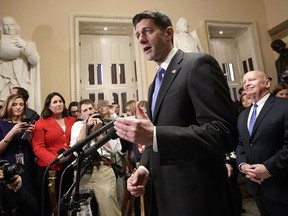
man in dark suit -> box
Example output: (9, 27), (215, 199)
(236, 70), (288, 215)
(114, 10), (238, 215)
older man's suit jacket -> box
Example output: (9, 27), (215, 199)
(140, 49), (238, 216)
(236, 95), (288, 203)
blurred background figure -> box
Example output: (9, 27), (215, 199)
(271, 39), (288, 83)
(138, 100), (148, 115)
(112, 102), (123, 117)
(0, 16), (41, 113)
(239, 93), (252, 112)
(272, 82), (288, 98)
(235, 87), (244, 104)
(174, 17), (203, 53)
(0, 94), (37, 198)
(97, 99), (118, 120)
(125, 100), (136, 118)
(121, 100), (143, 216)
(10, 86), (40, 120)
(68, 100), (80, 119)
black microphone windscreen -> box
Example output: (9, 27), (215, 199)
(107, 127), (118, 139)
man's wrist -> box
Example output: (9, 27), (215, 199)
(139, 165), (149, 175)
(238, 162), (247, 172)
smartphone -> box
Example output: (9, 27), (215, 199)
(22, 118), (31, 123)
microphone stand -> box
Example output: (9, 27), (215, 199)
(70, 150), (87, 216)
(60, 125), (117, 215)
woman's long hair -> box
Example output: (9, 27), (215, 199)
(0, 94), (26, 121)
(126, 100), (137, 116)
(41, 92), (69, 118)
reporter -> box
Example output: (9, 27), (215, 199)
(0, 94), (37, 197)
(32, 92), (76, 216)
(70, 99), (121, 216)
(0, 170), (37, 216)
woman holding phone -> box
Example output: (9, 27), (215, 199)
(0, 94), (37, 197)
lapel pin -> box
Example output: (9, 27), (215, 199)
(171, 70), (176, 74)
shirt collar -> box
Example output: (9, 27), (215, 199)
(159, 47), (178, 70)
(254, 92), (270, 107)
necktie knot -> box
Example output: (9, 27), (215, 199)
(157, 67), (165, 82)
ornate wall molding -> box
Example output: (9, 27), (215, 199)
(268, 19), (288, 41)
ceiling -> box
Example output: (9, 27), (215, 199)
(79, 21), (133, 36)
(79, 21), (247, 39)
(208, 25), (247, 39)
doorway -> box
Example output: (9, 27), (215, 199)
(205, 20), (264, 101)
(70, 14), (147, 112)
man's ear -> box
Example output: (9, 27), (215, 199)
(265, 78), (271, 88)
(165, 26), (174, 41)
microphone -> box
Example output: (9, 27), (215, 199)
(65, 128), (118, 170)
(50, 119), (116, 165)
(83, 127), (118, 158)
(21, 114), (40, 140)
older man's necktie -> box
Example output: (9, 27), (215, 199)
(248, 103), (258, 135)
(151, 67), (165, 116)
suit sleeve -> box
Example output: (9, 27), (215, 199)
(157, 54), (238, 164)
(236, 112), (248, 167)
(139, 145), (151, 169)
(263, 107), (288, 177)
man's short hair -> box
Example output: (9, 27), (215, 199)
(78, 99), (94, 112)
(238, 87), (244, 95)
(12, 87), (29, 102)
(97, 100), (109, 109)
(132, 9), (172, 31)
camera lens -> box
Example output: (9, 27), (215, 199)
(8, 163), (24, 175)
(3, 163), (24, 182)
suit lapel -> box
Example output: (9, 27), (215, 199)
(250, 95), (274, 137)
(152, 50), (183, 121)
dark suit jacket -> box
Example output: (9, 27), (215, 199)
(236, 95), (288, 203)
(0, 185), (38, 216)
(26, 107), (40, 121)
(140, 50), (238, 216)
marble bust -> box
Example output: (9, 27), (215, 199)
(174, 17), (203, 53)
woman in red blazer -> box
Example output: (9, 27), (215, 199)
(32, 92), (76, 216)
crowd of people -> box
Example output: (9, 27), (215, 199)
(1, 9), (288, 216)
(0, 86), (148, 215)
